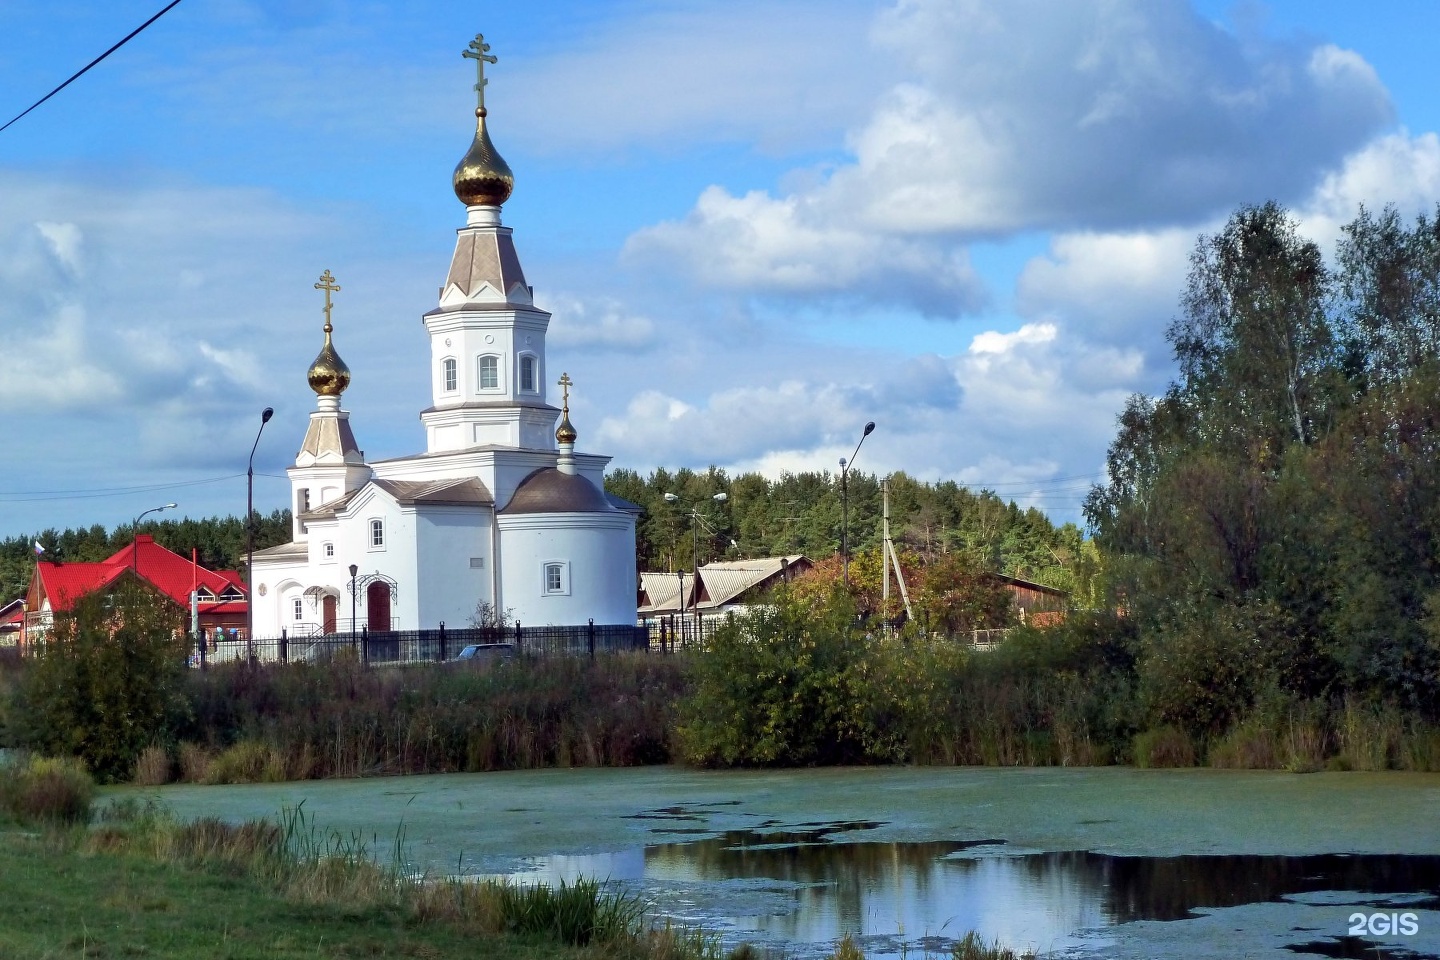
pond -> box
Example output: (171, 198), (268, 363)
(123, 766), (1440, 959)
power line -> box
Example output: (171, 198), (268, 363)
(0, 0), (186, 135)
(0, 473), (241, 503)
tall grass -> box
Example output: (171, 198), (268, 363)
(170, 652), (687, 783)
(88, 800), (724, 960)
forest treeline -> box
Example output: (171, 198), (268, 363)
(0, 473), (1086, 605)
(603, 468), (1089, 593)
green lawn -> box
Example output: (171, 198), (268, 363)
(0, 827), (593, 960)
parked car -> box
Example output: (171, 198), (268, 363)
(453, 642), (516, 666)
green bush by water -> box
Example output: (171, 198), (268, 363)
(0, 754), (94, 825)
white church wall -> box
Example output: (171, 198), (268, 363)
(497, 512), (637, 626)
(414, 507), (491, 629)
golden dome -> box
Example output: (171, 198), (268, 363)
(555, 370), (577, 444)
(453, 108), (514, 207)
(556, 413), (577, 445)
(308, 326), (351, 397)
(308, 269), (350, 396)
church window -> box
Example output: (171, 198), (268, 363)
(299, 488), (310, 512)
(323, 542), (334, 559)
(478, 355), (499, 390)
(543, 561), (569, 595)
(370, 518), (385, 549)
(520, 355), (537, 392)
(292, 598), (304, 621)
(442, 358), (457, 392)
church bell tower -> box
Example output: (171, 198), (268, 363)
(419, 34), (558, 453)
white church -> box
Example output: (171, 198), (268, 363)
(250, 34), (639, 640)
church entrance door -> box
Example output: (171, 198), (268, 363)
(322, 594), (337, 635)
(366, 581), (391, 632)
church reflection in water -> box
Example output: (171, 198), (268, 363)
(492, 817), (1440, 959)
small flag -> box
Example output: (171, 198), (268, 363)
(33, 541), (44, 556)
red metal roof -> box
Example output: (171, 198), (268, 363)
(32, 535), (247, 613)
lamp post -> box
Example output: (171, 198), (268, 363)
(132, 502), (178, 570)
(245, 407), (274, 642)
(663, 491), (728, 640)
(349, 564), (358, 641)
(839, 421), (876, 586)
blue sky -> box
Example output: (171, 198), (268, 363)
(2, 0), (1439, 538)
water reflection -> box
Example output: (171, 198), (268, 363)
(490, 816), (1440, 958)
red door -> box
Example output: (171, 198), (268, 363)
(322, 594), (337, 634)
(366, 581), (391, 632)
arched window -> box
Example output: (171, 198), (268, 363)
(369, 518), (385, 549)
(520, 355), (537, 392)
(442, 357), (457, 392)
(543, 561), (569, 595)
(323, 542), (335, 559)
(478, 354), (499, 390)
(292, 597), (304, 621)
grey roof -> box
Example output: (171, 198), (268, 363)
(500, 468), (614, 515)
(301, 478), (492, 521)
(606, 492), (643, 514)
(297, 414), (362, 463)
(446, 228), (527, 300)
(371, 477), (493, 507)
(252, 541), (309, 560)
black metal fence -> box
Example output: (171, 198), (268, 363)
(194, 620), (649, 668)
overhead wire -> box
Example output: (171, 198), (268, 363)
(0, 0), (185, 135)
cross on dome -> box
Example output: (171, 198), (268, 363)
(314, 269), (341, 333)
(462, 34), (497, 114)
(307, 269), (351, 397)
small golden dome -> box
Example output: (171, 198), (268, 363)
(453, 108), (514, 207)
(556, 413), (577, 445)
(308, 270), (350, 396)
(308, 326), (351, 397)
(555, 370), (577, 444)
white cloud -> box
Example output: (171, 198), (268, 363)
(542, 293), (657, 352)
(623, 0), (1391, 321)
(1299, 131), (1440, 247)
(625, 185), (988, 316)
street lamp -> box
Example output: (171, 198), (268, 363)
(245, 407), (274, 642)
(839, 421), (876, 586)
(132, 502), (178, 570)
(349, 564), (359, 642)
(663, 491), (728, 636)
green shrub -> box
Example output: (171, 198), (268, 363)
(0, 754), (95, 825)
(1132, 726), (1196, 768)
(678, 588), (892, 766)
(10, 581), (190, 782)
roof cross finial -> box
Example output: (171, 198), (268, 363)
(462, 33), (497, 113)
(558, 372), (573, 414)
(314, 269), (341, 333)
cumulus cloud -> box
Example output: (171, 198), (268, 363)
(542, 293), (657, 352)
(625, 185), (988, 316)
(624, 0), (1391, 319)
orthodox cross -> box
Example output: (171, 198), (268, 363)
(314, 270), (341, 332)
(558, 372), (573, 411)
(462, 34), (497, 112)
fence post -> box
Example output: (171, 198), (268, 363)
(438, 621), (447, 663)
(660, 618), (668, 654)
(280, 628), (288, 665)
(361, 626), (369, 666)
(587, 618), (595, 660)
